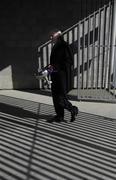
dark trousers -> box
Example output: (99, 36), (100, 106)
(52, 92), (74, 118)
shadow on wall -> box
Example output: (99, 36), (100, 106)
(0, 0), (110, 89)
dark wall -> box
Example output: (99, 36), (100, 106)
(0, 0), (110, 89)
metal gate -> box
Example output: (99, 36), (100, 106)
(37, 1), (116, 102)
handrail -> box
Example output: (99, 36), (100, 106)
(37, 3), (110, 50)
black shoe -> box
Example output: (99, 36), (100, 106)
(73, 106), (79, 115)
(55, 116), (64, 122)
(70, 106), (79, 122)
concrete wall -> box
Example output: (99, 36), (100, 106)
(0, 0), (110, 89)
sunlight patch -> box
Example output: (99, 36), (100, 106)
(0, 65), (13, 89)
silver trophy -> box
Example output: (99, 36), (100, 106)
(35, 65), (53, 85)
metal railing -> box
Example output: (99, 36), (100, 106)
(37, 1), (116, 102)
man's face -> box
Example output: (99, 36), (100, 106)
(50, 31), (61, 43)
(50, 34), (57, 43)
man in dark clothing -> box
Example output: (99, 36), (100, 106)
(48, 30), (78, 122)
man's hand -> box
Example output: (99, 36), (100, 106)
(47, 64), (54, 73)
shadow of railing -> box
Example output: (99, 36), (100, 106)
(0, 95), (116, 180)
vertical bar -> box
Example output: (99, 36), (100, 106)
(46, 45), (49, 66)
(48, 42), (52, 64)
(43, 46), (48, 89)
(104, 2), (112, 89)
(108, 0), (116, 90)
(72, 28), (75, 41)
(84, 19), (88, 89)
(101, 5), (107, 89)
(87, 16), (90, 89)
(97, 9), (101, 88)
(74, 53), (77, 88)
(67, 31), (69, 44)
(40, 48), (44, 89)
(80, 22), (83, 90)
(48, 42), (52, 89)
(38, 48), (43, 89)
(46, 45), (50, 89)
(91, 12), (96, 88)
(69, 29), (74, 90)
(38, 56), (41, 89)
(63, 33), (68, 42)
(73, 27), (78, 88)
(112, 40), (116, 96)
(99, 9), (105, 89)
(77, 23), (81, 99)
(69, 30), (73, 44)
(82, 20), (85, 89)
(43, 46), (47, 67)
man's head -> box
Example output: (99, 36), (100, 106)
(50, 29), (62, 43)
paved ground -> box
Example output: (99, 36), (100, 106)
(0, 90), (116, 119)
(0, 90), (116, 180)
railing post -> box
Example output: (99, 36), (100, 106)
(109, 0), (116, 89)
(112, 38), (116, 94)
(77, 23), (80, 100)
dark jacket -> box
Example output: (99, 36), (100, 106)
(50, 37), (73, 94)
